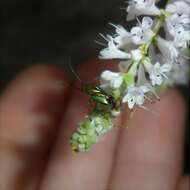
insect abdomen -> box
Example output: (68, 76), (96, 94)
(90, 95), (109, 105)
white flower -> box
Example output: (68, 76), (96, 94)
(131, 49), (143, 62)
(100, 70), (123, 89)
(166, 1), (190, 15)
(173, 26), (190, 48)
(127, 0), (160, 21)
(148, 62), (172, 85)
(122, 85), (150, 109)
(165, 13), (190, 43)
(166, 14), (190, 36)
(165, 1), (190, 41)
(110, 24), (132, 47)
(99, 35), (131, 59)
(157, 37), (179, 61)
(130, 17), (154, 45)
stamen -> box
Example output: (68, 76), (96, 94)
(151, 88), (160, 101)
(139, 105), (160, 117)
(94, 40), (107, 47)
(144, 94), (154, 103)
(120, 7), (127, 10)
(99, 33), (109, 42)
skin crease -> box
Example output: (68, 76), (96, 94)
(0, 60), (189, 190)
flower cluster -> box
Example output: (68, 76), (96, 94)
(99, 0), (190, 110)
(70, 0), (190, 152)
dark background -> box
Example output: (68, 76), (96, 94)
(0, 0), (189, 174)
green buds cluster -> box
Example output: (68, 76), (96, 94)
(70, 113), (112, 152)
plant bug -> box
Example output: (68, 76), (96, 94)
(69, 62), (119, 111)
(81, 83), (117, 109)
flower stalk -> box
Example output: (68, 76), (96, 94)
(70, 0), (190, 152)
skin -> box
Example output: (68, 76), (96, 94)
(0, 59), (189, 190)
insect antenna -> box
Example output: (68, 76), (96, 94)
(61, 56), (82, 91)
(94, 40), (107, 47)
(68, 60), (82, 83)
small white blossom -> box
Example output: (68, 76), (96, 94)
(165, 1), (190, 41)
(173, 26), (190, 48)
(127, 0), (160, 21)
(110, 24), (132, 47)
(141, 16), (154, 29)
(165, 14), (190, 44)
(100, 70), (123, 89)
(99, 35), (131, 59)
(131, 17), (154, 45)
(148, 62), (172, 85)
(166, 1), (190, 15)
(122, 85), (150, 109)
(131, 27), (144, 44)
(157, 37), (179, 61)
(166, 14), (190, 36)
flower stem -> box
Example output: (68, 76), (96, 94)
(141, 10), (168, 56)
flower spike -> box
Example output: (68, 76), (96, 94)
(70, 0), (190, 152)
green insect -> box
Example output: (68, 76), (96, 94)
(69, 63), (117, 110)
(81, 83), (116, 109)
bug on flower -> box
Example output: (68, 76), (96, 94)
(81, 83), (116, 109)
(69, 62), (118, 111)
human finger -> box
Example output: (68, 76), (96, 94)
(109, 89), (186, 190)
(0, 65), (69, 190)
(40, 59), (122, 190)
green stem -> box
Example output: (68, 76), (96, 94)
(145, 18), (163, 52)
(139, 10), (169, 57)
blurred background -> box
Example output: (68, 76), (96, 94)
(0, 0), (189, 174)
